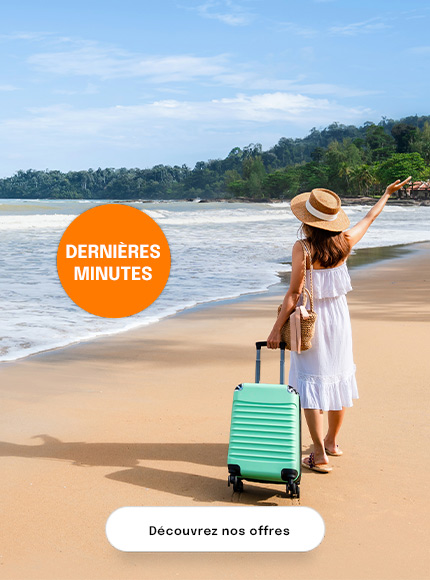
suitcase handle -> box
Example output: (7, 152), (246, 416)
(255, 341), (286, 384)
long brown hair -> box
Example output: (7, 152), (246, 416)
(301, 224), (351, 268)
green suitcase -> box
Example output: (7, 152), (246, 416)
(227, 341), (301, 498)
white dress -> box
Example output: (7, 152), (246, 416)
(288, 262), (358, 411)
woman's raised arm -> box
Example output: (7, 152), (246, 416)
(344, 176), (412, 248)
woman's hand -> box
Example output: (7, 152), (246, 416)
(267, 327), (282, 349)
(346, 175), (413, 247)
(385, 176), (412, 197)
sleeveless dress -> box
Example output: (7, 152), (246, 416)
(288, 262), (358, 411)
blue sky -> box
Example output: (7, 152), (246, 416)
(0, 0), (429, 177)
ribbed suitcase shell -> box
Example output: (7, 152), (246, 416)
(228, 382), (301, 483)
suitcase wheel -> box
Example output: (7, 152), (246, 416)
(286, 481), (300, 499)
(228, 475), (244, 493)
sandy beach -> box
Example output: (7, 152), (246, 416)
(0, 242), (429, 580)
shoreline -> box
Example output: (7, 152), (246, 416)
(207, 197), (429, 206)
(2, 196), (429, 206)
(2, 240), (427, 366)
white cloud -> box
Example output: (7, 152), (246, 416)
(284, 84), (381, 98)
(208, 92), (370, 122)
(1, 92), (371, 140)
(26, 38), (375, 99)
(330, 18), (390, 36)
(28, 43), (229, 82)
(195, 1), (255, 26)
(208, 71), (380, 97)
(0, 85), (18, 91)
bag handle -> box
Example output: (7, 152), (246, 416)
(299, 240), (314, 311)
(301, 287), (312, 309)
(255, 341), (286, 384)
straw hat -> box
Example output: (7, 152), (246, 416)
(290, 188), (350, 232)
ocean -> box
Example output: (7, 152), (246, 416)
(0, 199), (429, 362)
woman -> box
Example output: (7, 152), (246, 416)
(267, 178), (411, 473)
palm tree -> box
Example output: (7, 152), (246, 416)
(348, 164), (377, 195)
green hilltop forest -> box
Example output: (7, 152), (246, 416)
(1, 115), (429, 200)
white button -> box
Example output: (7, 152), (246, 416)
(106, 506), (324, 552)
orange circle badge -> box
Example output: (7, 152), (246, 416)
(57, 204), (171, 318)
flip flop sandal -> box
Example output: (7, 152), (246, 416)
(325, 445), (343, 457)
(302, 453), (332, 473)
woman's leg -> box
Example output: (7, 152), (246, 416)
(303, 409), (329, 465)
(324, 408), (346, 454)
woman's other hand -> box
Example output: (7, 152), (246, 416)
(385, 176), (412, 197)
(267, 241), (305, 349)
(267, 327), (281, 349)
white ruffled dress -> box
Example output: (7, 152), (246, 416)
(288, 262), (358, 411)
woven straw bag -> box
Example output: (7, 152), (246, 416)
(277, 240), (317, 353)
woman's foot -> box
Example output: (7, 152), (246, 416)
(324, 438), (343, 456)
(302, 453), (332, 473)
